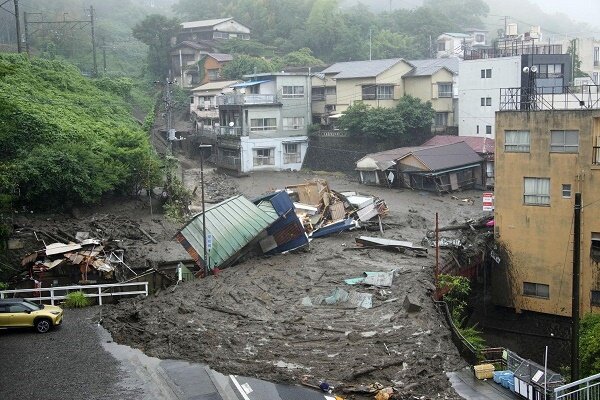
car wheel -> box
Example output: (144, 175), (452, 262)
(35, 318), (52, 333)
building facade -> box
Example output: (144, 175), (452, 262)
(210, 73), (311, 173)
(311, 58), (459, 133)
(459, 54), (572, 138)
(493, 105), (600, 317)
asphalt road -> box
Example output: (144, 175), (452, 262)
(0, 307), (143, 400)
(0, 307), (330, 400)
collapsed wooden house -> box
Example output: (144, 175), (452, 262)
(356, 142), (485, 193)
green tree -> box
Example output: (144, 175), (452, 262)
(580, 313), (600, 377)
(305, 0), (347, 59)
(273, 48), (324, 69)
(338, 101), (371, 135)
(221, 55), (276, 80)
(396, 95), (435, 141)
(372, 30), (420, 60)
(567, 40), (587, 79)
(132, 14), (180, 79)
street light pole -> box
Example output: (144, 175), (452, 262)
(199, 144), (212, 276)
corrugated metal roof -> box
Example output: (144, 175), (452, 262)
(231, 79), (271, 88)
(178, 195), (278, 269)
(422, 135), (495, 154)
(321, 58), (407, 79)
(405, 58), (459, 76)
(191, 80), (239, 92)
(181, 18), (233, 29)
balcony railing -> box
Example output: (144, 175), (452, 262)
(217, 93), (279, 106)
(500, 85), (600, 111)
(216, 126), (248, 137)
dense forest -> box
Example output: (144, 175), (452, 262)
(0, 53), (160, 209)
(1, 0), (595, 78)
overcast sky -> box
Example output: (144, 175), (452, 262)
(519, 0), (600, 30)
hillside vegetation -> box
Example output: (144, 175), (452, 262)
(0, 53), (160, 209)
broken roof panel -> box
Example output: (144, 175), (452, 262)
(177, 195), (278, 269)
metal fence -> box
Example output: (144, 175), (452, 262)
(555, 372), (600, 400)
(0, 282), (148, 305)
(500, 85), (600, 111)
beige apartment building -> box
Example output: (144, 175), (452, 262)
(311, 58), (458, 133)
(493, 105), (600, 317)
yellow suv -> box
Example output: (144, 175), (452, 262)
(0, 298), (63, 333)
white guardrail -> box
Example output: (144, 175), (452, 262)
(0, 282), (148, 305)
(555, 372), (600, 400)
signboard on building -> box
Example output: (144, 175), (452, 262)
(483, 192), (494, 211)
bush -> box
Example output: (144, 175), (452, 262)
(64, 291), (91, 308)
(580, 313), (600, 376)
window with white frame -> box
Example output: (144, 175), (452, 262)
(438, 82), (452, 97)
(562, 184), (572, 198)
(253, 148), (274, 166)
(481, 97), (492, 106)
(283, 143), (301, 164)
(505, 130), (530, 152)
(524, 177), (550, 205)
(480, 68), (492, 78)
(283, 117), (305, 130)
(377, 85), (394, 100)
(438, 83), (453, 97)
(523, 282), (549, 299)
(486, 125), (492, 135)
(250, 118), (277, 131)
(282, 86), (304, 98)
(437, 41), (446, 51)
(550, 130), (579, 153)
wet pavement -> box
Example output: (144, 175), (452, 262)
(448, 368), (517, 399)
(0, 307), (332, 400)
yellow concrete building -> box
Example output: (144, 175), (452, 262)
(493, 108), (600, 317)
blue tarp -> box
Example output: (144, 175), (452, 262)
(230, 80), (271, 88)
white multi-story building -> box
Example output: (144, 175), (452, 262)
(459, 53), (572, 138)
(210, 72), (311, 174)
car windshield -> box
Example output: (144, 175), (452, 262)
(22, 299), (42, 310)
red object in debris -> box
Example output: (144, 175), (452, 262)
(212, 267), (221, 277)
(486, 219), (495, 227)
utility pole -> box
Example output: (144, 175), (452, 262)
(89, 6), (98, 76)
(101, 36), (107, 73)
(571, 192), (581, 382)
(369, 29), (372, 61)
(23, 10), (28, 54)
(13, 0), (21, 52)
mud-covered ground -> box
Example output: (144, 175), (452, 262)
(97, 169), (487, 399)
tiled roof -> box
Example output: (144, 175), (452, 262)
(207, 53), (233, 62)
(422, 135), (495, 154)
(321, 58), (408, 79)
(405, 58), (459, 76)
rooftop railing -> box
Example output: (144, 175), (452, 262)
(500, 85), (600, 111)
